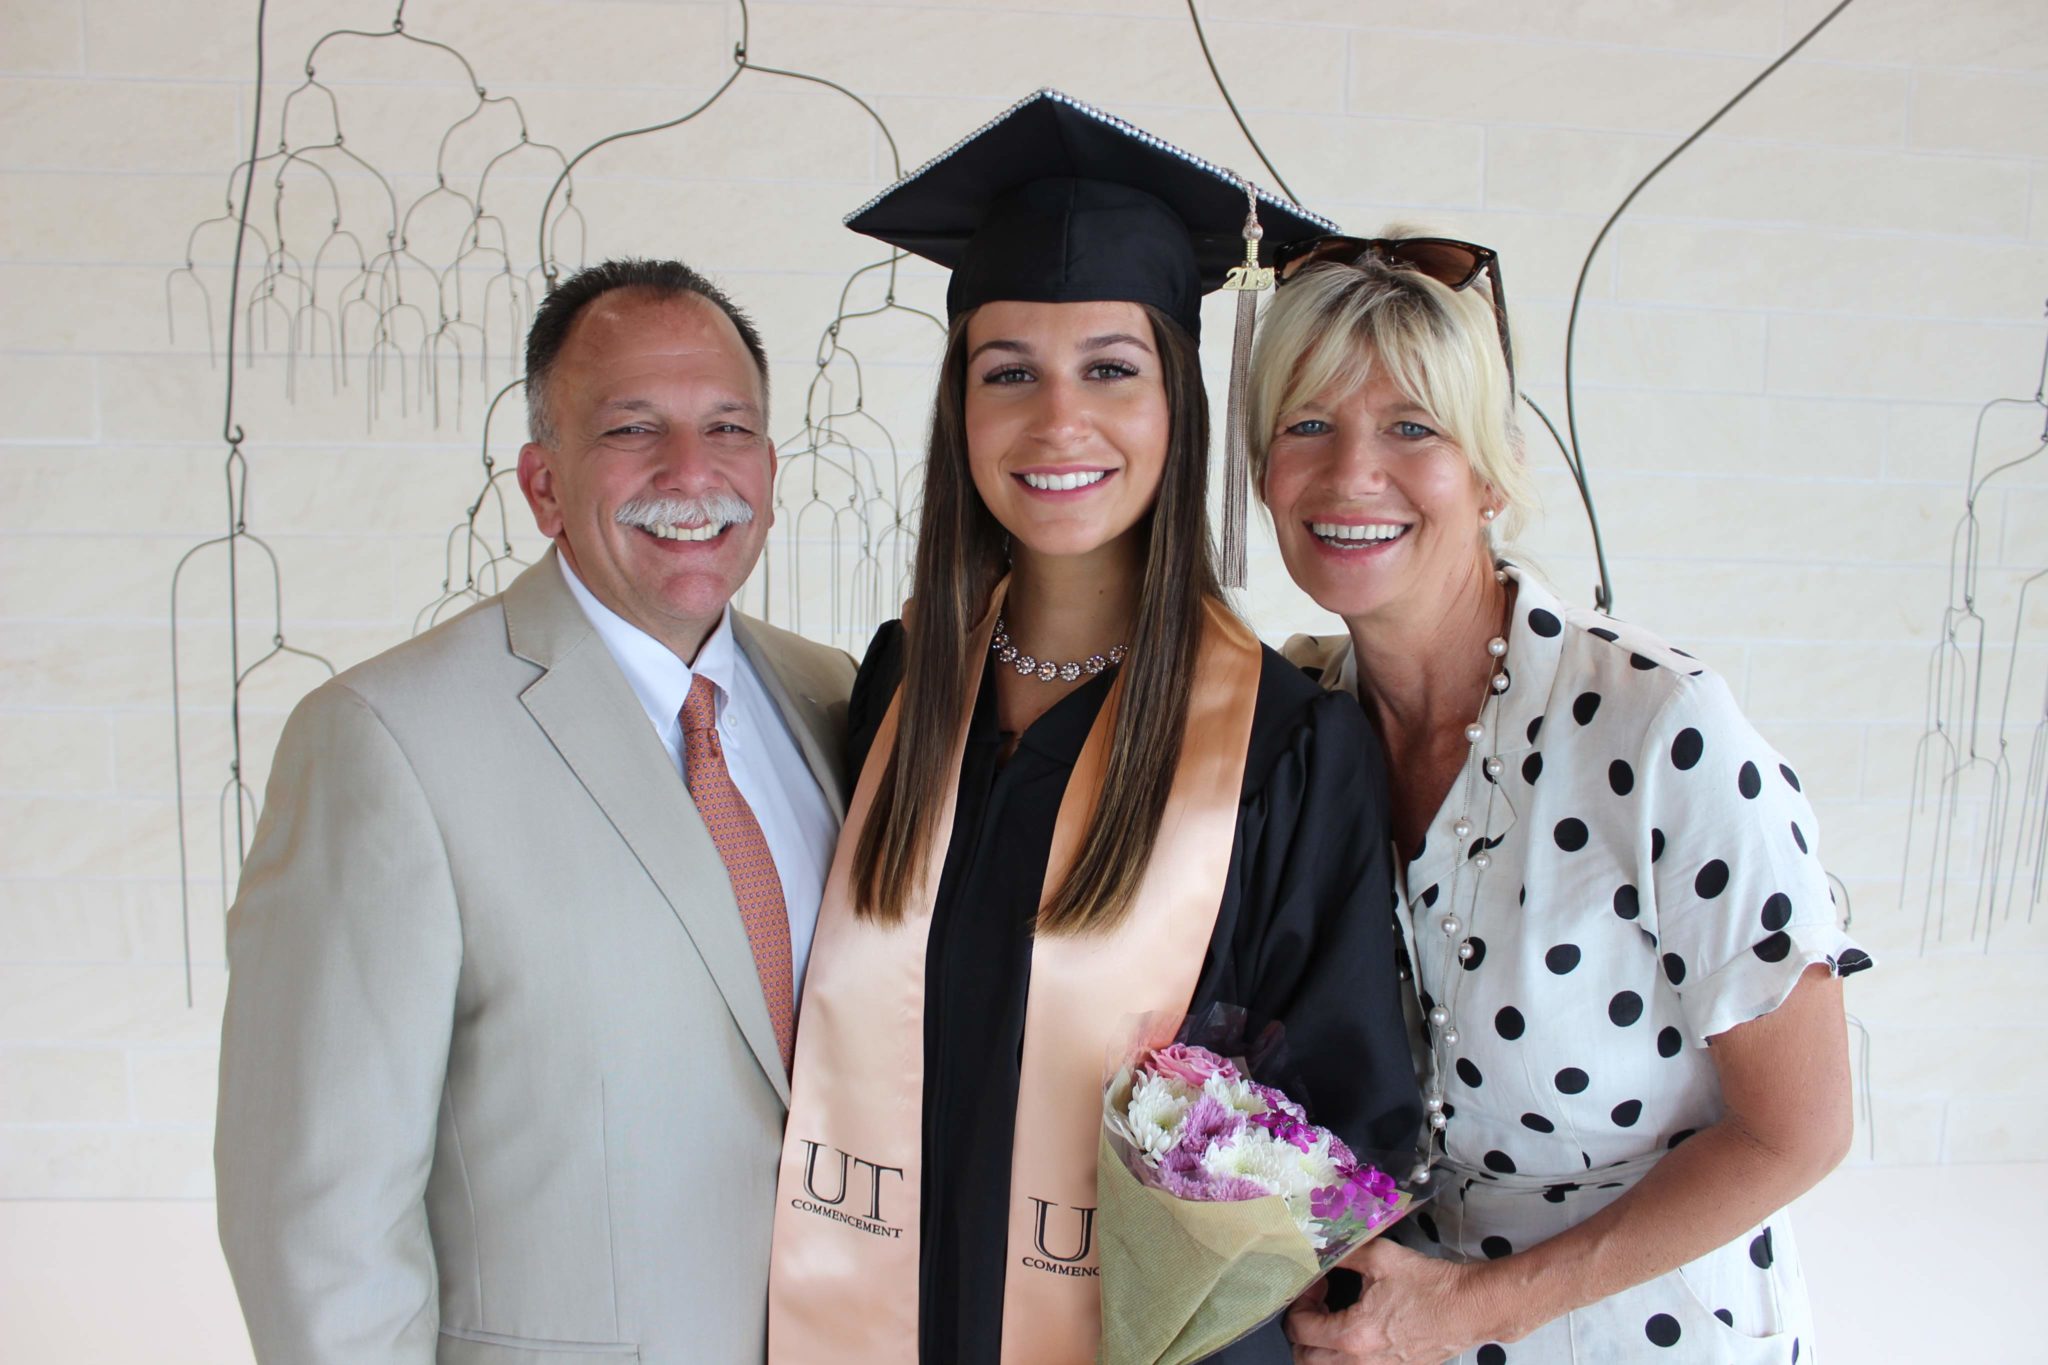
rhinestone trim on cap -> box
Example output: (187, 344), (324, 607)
(843, 88), (1340, 232)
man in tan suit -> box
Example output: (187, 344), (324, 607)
(216, 260), (855, 1364)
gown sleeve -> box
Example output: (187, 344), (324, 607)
(1215, 681), (1425, 1162)
(1199, 679), (1424, 1365)
(846, 619), (906, 779)
(1635, 670), (1873, 1047)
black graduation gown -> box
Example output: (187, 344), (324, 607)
(846, 621), (1424, 1365)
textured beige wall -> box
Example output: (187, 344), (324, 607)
(2, 0), (2046, 1243)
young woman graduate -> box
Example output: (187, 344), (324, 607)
(766, 91), (1423, 1365)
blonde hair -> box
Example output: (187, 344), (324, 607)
(1250, 237), (1534, 542)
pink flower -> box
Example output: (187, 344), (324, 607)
(1147, 1043), (1239, 1089)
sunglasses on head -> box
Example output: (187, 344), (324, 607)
(1272, 235), (1515, 390)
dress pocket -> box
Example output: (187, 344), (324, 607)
(1563, 1263), (1795, 1363)
(438, 1326), (641, 1364)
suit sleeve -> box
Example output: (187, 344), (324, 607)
(215, 681), (461, 1364)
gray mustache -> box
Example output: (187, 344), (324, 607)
(614, 493), (757, 532)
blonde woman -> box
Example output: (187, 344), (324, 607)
(1259, 236), (1871, 1365)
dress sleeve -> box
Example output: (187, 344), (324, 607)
(1636, 671), (1873, 1046)
(1234, 689), (1425, 1160)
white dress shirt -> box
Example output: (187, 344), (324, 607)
(558, 556), (836, 993)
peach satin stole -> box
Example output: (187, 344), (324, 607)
(767, 586), (1262, 1363)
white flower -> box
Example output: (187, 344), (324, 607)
(1124, 1070), (1196, 1159)
(1198, 1126), (1337, 1248)
(1202, 1071), (1268, 1117)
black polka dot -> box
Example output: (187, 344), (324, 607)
(1750, 1228), (1775, 1269)
(1738, 761), (1762, 799)
(1715, 1308), (1734, 1327)
(1521, 1112), (1555, 1133)
(1651, 828), (1666, 862)
(1554, 818), (1588, 852)
(1527, 608), (1561, 638)
(1481, 1233), (1515, 1258)
(1496, 1007), (1526, 1041)
(1554, 1067), (1589, 1094)
(1542, 1182), (1578, 1203)
(1670, 727), (1704, 770)
(1779, 763), (1802, 791)
(1413, 832), (1426, 860)
(1790, 821), (1808, 854)
(1608, 759), (1635, 795)
(1416, 1211), (1440, 1243)
(1760, 892), (1792, 932)
(1667, 1128), (1697, 1149)
(1609, 990), (1644, 1026)
(1523, 752), (1544, 784)
(1419, 883), (1440, 908)
(1646, 1314), (1682, 1348)
(1837, 948), (1873, 975)
(1518, 884), (1526, 905)
(1457, 1057), (1483, 1088)
(1462, 936), (1487, 971)
(1545, 943), (1582, 974)
(1483, 1150), (1517, 1175)
(1658, 1026), (1683, 1058)
(1753, 931), (1792, 963)
(1589, 626), (1618, 643)
(1663, 952), (1687, 985)
(1694, 860), (1730, 898)
(1526, 716), (1543, 743)
(1478, 1346), (1507, 1365)
(1611, 1099), (1644, 1127)
(1573, 691), (1602, 725)
(1630, 652), (1658, 671)
(1793, 1338), (1801, 1362)
(1613, 883), (1641, 920)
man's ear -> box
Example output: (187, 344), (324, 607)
(517, 441), (565, 539)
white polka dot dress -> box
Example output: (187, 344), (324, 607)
(1293, 564), (1871, 1364)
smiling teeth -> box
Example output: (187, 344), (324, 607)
(1309, 522), (1407, 543)
(651, 522), (725, 542)
(1022, 470), (1108, 491)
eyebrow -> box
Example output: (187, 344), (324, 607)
(596, 396), (762, 420)
(966, 332), (1156, 363)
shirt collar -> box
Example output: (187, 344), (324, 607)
(556, 553), (739, 730)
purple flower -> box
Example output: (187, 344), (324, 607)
(1158, 1165), (1267, 1203)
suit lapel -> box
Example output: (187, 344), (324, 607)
(506, 553), (792, 1107)
(731, 614), (849, 823)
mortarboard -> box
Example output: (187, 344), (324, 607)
(844, 89), (1340, 586)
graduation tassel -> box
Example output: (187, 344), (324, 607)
(1219, 176), (1273, 591)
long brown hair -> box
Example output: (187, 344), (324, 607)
(851, 303), (1221, 936)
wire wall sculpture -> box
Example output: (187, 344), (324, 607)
(1901, 310), (2048, 956)
(166, 4), (579, 429)
(168, 0), (945, 998)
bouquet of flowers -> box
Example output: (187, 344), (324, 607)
(1096, 1017), (1419, 1365)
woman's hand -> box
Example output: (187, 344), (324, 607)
(1284, 1240), (1502, 1365)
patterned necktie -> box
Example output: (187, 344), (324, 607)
(680, 674), (795, 1075)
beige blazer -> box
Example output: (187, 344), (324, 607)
(216, 550), (856, 1365)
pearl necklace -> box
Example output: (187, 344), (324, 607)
(1410, 571), (1513, 1186)
(992, 616), (1128, 684)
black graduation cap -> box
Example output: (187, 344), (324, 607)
(844, 90), (1340, 585)
(844, 88), (1337, 342)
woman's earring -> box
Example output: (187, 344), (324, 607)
(1481, 506), (1498, 523)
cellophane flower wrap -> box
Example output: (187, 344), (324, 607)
(1096, 1008), (1421, 1365)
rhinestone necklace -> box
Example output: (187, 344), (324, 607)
(991, 615), (1128, 684)
(1410, 568), (1513, 1186)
